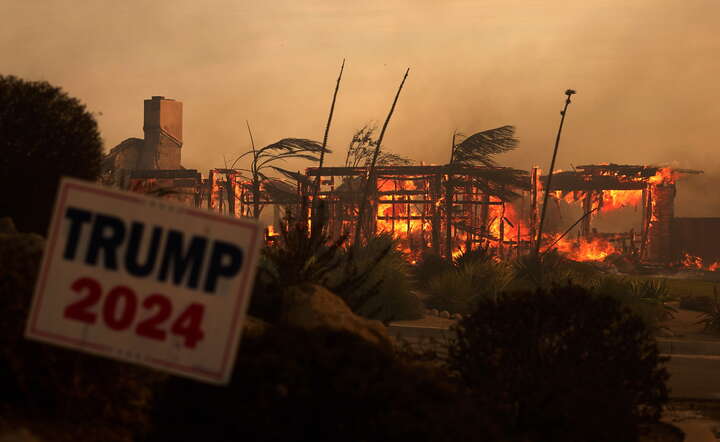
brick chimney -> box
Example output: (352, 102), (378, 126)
(139, 96), (183, 169)
(646, 183), (675, 263)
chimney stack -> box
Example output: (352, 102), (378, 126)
(139, 96), (183, 169)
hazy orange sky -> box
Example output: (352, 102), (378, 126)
(3, 0), (718, 215)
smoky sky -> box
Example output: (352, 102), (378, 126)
(2, 0), (718, 216)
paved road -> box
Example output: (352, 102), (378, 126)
(667, 355), (720, 399)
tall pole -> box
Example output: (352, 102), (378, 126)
(313, 59), (345, 207)
(534, 89), (576, 256)
(354, 68), (410, 246)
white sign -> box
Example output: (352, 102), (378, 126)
(25, 177), (263, 384)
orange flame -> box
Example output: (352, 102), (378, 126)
(553, 236), (618, 261)
(647, 167), (676, 185)
(682, 252), (704, 269)
(601, 190), (642, 210)
(681, 252), (720, 271)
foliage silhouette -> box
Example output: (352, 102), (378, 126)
(145, 326), (505, 442)
(0, 218), (162, 438)
(0, 75), (103, 234)
(230, 126), (329, 218)
(251, 205), (400, 322)
(448, 284), (669, 442)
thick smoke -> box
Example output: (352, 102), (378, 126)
(2, 0), (717, 215)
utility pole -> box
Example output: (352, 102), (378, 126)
(534, 89), (576, 256)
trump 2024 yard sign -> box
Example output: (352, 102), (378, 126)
(25, 177), (263, 384)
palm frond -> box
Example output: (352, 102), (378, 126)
(270, 166), (314, 187)
(376, 151), (412, 166)
(452, 125), (518, 167)
(263, 178), (300, 204)
(257, 138), (330, 156)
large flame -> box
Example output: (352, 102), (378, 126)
(360, 165), (682, 265)
(601, 190), (642, 210)
(552, 236), (618, 261)
(375, 178), (429, 260)
(648, 167), (676, 185)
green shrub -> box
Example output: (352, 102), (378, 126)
(697, 294), (720, 333)
(145, 326), (504, 442)
(452, 247), (493, 268)
(330, 234), (423, 322)
(510, 250), (604, 291)
(412, 251), (453, 287)
(448, 285), (669, 442)
(253, 211), (384, 322)
(593, 277), (675, 329)
(255, 215), (422, 323)
(426, 259), (513, 315)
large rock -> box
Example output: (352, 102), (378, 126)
(279, 284), (392, 349)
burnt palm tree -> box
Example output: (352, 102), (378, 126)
(230, 122), (329, 219)
(344, 125), (411, 169)
(444, 125), (529, 257)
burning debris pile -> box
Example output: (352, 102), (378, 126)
(105, 97), (709, 270)
(304, 164), (530, 263)
(117, 161), (705, 271)
(542, 164), (695, 264)
(300, 163), (703, 268)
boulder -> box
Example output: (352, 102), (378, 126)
(279, 284), (392, 349)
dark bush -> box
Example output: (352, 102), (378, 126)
(146, 326), (504, 442)
(593, 277), (676, 330)
(697, 294), (720, 333)
(425, 259), (513, 315)
(679, 295), (714, 313)
(331, 233), (424, 323)
(448, 285), (669, 442)
(0, 76), (103, 235)
(412, 252), (453, 287)
(0, 219), (164, 437)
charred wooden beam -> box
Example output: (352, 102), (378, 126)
(305, 165), (527, 177)
(377, 199), (503, 205)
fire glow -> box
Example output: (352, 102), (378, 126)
(681, 252), (720, 271)
(553, 236), (618, 261)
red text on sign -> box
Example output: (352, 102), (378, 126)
(63, 277), (205, 348)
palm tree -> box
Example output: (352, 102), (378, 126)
(229, 123), (329, 219)
(444, 125), (529, 258)
(344, 125), (411, 168)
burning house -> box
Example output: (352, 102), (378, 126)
(103, 97), (713, 269)
(300, 163), (707, 267)
(303, 164), (531, 261)
(540, 165), (702, 264)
